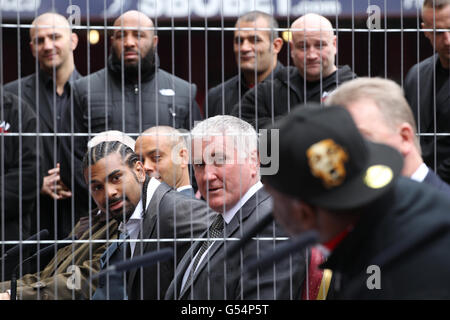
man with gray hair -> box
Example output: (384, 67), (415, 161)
(326, 77), (450, 193)
(404, 0), (450, 184)
(206, 10), (284, 117)
(233, 13), (355, 129)
(165, 115), (307, 300)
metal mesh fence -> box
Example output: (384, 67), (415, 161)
(0, 0), (448, 300)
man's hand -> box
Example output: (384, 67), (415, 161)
(0, 292), (10, 300)
(40, 163), (72, 200)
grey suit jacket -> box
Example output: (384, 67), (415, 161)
(165, 187), (307, 300)
(126, 182), (214, 300)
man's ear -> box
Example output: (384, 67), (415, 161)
(153, 35), (159, 48)
(179, 147), (189, 168)
(272, 37), (284, 54)
(398, 123), (416, 156)
(71, 32), (79, 51)
(135, 161), (146, 183)
(289, 40), (294, 59)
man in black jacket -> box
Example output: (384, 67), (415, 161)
(233, 13), (355, 129)
(264, 106), (450, 299)
(206, 11), (283, 118)
(0, 91), (39, 281)
(4, 12), (85, 240)
(72, 10), (201, 136)
(404, 0), (450, 184)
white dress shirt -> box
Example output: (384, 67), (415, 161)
(410, 163), (429, 183)
(118, 178), (161, 258)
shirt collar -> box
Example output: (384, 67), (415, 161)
(38, 68), (80, 88)
(221, 181), (263, 225)
(177, 185), (193, 192)
(410, 163), (429, 183)
(118, 177), (161, 234)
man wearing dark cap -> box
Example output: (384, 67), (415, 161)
(263, 104), (450, 299)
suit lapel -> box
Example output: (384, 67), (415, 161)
(180, 188), (270, 299)
(126, 183), (172, 292)
(419, 57), (436, 133)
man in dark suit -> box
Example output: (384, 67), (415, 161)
(326, 77), (450, 193)
(404, 0), (450, 184)
(84, 141), (212, 300)
(264, 106), (450, 299)
(4, 12), (86, 240)
(165, 115), (306, 300)
(135, 126), (195, 198)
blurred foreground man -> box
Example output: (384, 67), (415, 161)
(264, 105), (450, 299)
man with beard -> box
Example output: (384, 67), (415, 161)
(86, 141), (212, 300)
(67, 10), (202, 223)
(72, 10), (201, 135)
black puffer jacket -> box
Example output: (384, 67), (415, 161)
(232, 65), (356, 129)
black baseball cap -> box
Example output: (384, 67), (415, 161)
(262, 104), (403, 211)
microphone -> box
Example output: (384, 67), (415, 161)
(223, 212), (274, 259)
(9, 235), (77, 300)
(0, 229), (49, 261)
(244, 230), (319, 275)
(91, 247), (174, 280)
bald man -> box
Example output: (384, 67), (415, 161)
(68, 11), (201, 231)
(72, 10), (201, 136)
(4, 12), (86, 241)
(232, 13), (355, 129)
(135, 126), (195, 197)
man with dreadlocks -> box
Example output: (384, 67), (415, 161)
(0, 134), (133, 300)
(85, 141), (213, 300)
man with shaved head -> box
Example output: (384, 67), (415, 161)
(232, 13), (355, 129)
(135, 126), (194, 197)
(4, 12), (85, 240)
(69, 11), (202, 232)
(72, 10), (201, 135)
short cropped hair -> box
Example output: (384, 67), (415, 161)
(325, 77), (421, 151)
(236, 10), (279, 41)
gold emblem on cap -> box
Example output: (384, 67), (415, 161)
(307, 139), (349, 188)
(364, 165), (393, 189)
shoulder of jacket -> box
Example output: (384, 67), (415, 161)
(4, 73), (35, 90)
(157, 68), (193, 88)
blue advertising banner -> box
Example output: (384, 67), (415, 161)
(1, 0), (424, 21)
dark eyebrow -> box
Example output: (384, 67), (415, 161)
(107, 169), (121, 180)
(88, 169), (121, 185)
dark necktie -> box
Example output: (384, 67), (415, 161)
(181, 214), (224, 295)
